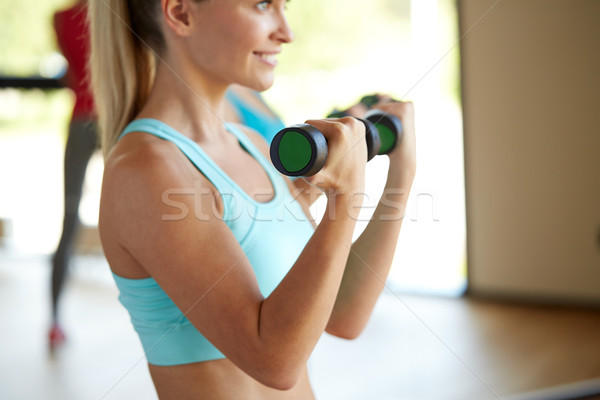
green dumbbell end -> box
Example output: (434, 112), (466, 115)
(375, 123), (396, 154)
(271, 124), (328, 177)
(278, 130), (312, 173)
(365, 109), (403, 155)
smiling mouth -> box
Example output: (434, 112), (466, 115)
(254, 52), (278, 65)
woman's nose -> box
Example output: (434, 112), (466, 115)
(273, 12), (294, 44)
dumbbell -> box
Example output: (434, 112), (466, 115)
(270, 109), (403, 177)
(327, 94), (383, 118)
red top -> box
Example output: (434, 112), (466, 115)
(54, 2), (95, 119)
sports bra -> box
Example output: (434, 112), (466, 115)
(112, 118), (315, 366)
(225, 89), (285, 144)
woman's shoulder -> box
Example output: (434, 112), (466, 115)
(102, 130), (206, 199)
(106, 132), (176, 177)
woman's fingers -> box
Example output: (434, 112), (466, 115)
(302, 117), (367, 195)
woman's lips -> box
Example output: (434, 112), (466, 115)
(254, 52), (279, 66)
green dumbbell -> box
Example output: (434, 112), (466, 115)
(326, 94), (382, 119)
(270, 109), (403, 177)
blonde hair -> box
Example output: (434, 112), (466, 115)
(87, 0), (159, 158)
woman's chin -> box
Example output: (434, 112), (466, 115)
(249, 82), (273, 93)
(241, 75), (275, 93)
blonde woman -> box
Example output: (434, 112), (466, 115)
(89, 0), (416, 398)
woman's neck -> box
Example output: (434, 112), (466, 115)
(138, 59), (232, 144)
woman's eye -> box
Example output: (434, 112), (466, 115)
(256, 1), (271, 11)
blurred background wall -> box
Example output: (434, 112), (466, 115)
(459, 0), (600, 306)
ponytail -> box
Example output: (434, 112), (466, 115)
(87, 0), (157, 158)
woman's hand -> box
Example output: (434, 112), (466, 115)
(330, 94), (417, 182)
(302, 117), (368, 200)
(372, 99), (417, 184)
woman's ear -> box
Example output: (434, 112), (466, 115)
(161, 0), (193, 37)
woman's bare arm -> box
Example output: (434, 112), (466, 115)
(326, 101), (417, 339)
(244, 101), (416, 341)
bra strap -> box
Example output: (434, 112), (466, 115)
(121, 119), (240, 220)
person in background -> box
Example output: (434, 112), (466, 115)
(49, 0), (97, 348)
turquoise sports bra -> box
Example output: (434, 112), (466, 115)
(112, 119), (315, 366)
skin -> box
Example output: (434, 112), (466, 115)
(98, 0), (416, 398)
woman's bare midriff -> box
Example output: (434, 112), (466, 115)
(149, 358), (315, 400)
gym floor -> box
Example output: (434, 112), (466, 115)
(1, 248), (600, 400)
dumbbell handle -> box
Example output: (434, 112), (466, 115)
(270, 110), (403, 177)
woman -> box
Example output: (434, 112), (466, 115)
(89, 0), (416, 398)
